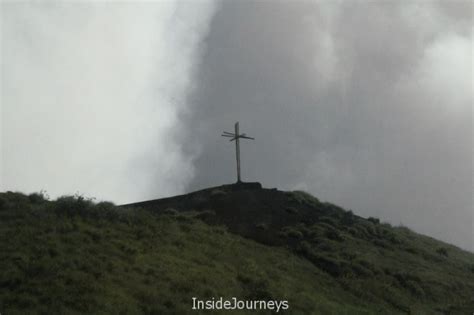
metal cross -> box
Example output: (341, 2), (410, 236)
(221, 122), (254, 183)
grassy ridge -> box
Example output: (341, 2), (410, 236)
(0, 192), (382, 314)
(0, 191), (473, 314)
(282, 191), (474, 314)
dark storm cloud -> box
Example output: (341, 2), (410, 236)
(182, 1), (472, 250)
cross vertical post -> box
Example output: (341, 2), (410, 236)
(235, 122), (241, 182)
(221, 122), (254, 183)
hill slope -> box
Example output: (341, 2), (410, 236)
(1, 185), (473, 314)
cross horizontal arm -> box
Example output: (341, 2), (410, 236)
(239, 135), (255, 140)
(224, 134), (255, 140)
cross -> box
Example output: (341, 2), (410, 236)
(221, 122), (254, 183)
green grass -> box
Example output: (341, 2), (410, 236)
(283, 191), (474, 314)
(0, 191), (473, 314)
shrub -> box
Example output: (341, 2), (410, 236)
(393, 272), (421, 285)
(316, 222), (335, 231)
(468, 264), (474, 274)
(255, 223), (269, 230)
(28, 192), (47, 204)
(237, 260), (272, 300)
(365, 224), (376, 236)
(393, 273), (424, 297)
(341, 210), (356, 225)
(192, 194), (207, 206)
(397, 225), (413, 235)
(0, 196), (7, 210)
(55, 196), (94, 218)
(163, 208), (179, 216)
(371, 227), (402, 244)
(404, 247), (419, 255)
(347, 227), (358, 236)
(289, 191), (320, 208)
(237, 274), (272, 300)
(312, 255), (350, 277)
(351, 223), (371, 239)
(285, 207), (299, 214)
(436, 247), (449, 257)
(351, 263), (373, 277)
(373, 239), (389, 248)
(325, 228), (344, 242)
(94, 202), (117, 220)
(316, 241), (336, 252)
(296, 242), (351, 277)
(175, 213), (193, 222)
(319, 216), (338, 227)
(194, 209), (215, 220)
(356, 259), (382, 275)
(368, 217), (380, 224)
(308, 225), (324, 240)
(279, 226), (304, 239)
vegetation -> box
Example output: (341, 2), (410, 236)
(281, 191), (474, 314)
(1, 190), (473, 314)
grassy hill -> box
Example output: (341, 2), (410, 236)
(1, 185), (473, 314)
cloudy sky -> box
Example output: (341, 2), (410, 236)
(1, 1), (472, 251)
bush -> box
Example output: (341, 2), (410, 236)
(237, 274), (271, 300)
(319, 216), (339, 227)
(368, 217), (380, 224)
(316, 222), (336, 231)
(325, 229), (344, 242)
(279, 226), (304, 239)
(192, 194), (207, 206)
(436, 247), (449, 257)
(351, 224), (371, 239)
(351, 263), (373, 277)
(194, 209), (216, 220)
(237, 260), (272, 300)
(163, 208), (179, 216)
(347, 227), (358, 236)
(0, 196), (7, 210)
(54, 196), (94, 218)
(296, 242), (351, 277)
(384, 231), (401, 245)
(94, 202), (117, 220)
(341, 210), (356, 225)
(312, 255), (350, 277)
(356, 259), (382, 275)
(288, 191), (320, 208)
(285, 207), (299, 214)
(255, 223), (269, 230)
(28, 192), (47, 204)
(468, 264), (474, 274)
(373, 239), (390, 248)
(404, 247), (419, 255)
(393, 273), (424, 297)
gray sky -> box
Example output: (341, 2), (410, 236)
(1, 1), (216, 201)
(1, 1), (472, 250)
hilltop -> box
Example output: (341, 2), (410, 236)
(1, 184), (473, 314)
